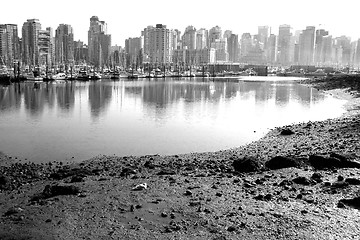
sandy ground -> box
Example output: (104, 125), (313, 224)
(1, 75), (360, 239)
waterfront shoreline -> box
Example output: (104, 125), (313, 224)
(1, 75), (360, 239)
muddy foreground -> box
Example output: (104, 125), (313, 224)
(1, 75), (360, 239)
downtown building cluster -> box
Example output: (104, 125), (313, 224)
(0, 16), (111, 70)
(1, 16), (360, 70)
(127, 24), (360, 69)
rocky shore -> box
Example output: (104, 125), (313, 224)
(1, 75), (360, 239)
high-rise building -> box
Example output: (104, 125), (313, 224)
(223, 30), (232, 39)
(355, 39), (360, 67)
(125, 37), (143, 67)
(334, 36), (351, 65)
(267, 34), (277, 63)
(258, 26), (269, 46)
(211, 39), (228, 62)
(209, 26), (222, 45)
(227, 34), (239, 62)
(299, 26), (315, 65)
(147, 24), (171, 64)
(182, 26), (196, 50)
(321, 35), (332, 65)
(55, 24), (74, 65)
(74, 40), (88, 64)
(314, 29), (329, 65)
(240, 33), (252, 61)
(277, 24), (291, 65)
(38, 29), (51, 66)
(142, 25), (155, 62)
(196, 28), (208, 50)
(47, 27), (55, 67)
(0, 24), (19, 66)
(0, 26), (7, 65)
(22, 19), (41, 66)
(88, 16), (111, 67)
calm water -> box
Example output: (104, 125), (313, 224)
(0, 77), (347, 163)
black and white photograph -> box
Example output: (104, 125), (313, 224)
(1, 0), (360, 239)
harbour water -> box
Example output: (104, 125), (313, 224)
(0, 77), (347, 163)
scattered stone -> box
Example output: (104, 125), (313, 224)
(264, 194), (272, 201)
(189, 201), (201, 207)
(144, 160), (155, 169)
(184, 190), (193, 196)
(331, 181), (349, 189)
(338, 175), (344, 181)
(311, 172), (323, 183)
(338, 197), (360, 209)
(232, 157), (262, 173)
(132, 183), (148, 191)
(280, 128), (295, 135)
(292, 176), (313, 185)
(157, 168), (176, 175)
(345, 178), (360, 185)
(215, 192), (223, 197)
(233, 178), (241, 183)
(265, 156), (299, 170)
(120, 168), (137, 177)
(4, 207), (23, 216)
(70, 175), (85, 183)
(227, 226), (237, 232)
(279, 180), (293, 186)
(0, 174), (9, 187)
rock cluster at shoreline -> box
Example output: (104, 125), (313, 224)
(1, 76), (360, 239)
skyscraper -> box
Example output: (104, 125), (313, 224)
(258, 26), (269, 46)
(38, 28), (51, 66)
(147, 24), (171, 64)
(196, 28), (208, 50)
(227, 34), (239, 62)
(299, 26), (315, 65)
(125, 37), (143, 67)
(209, 26), (222, 45)
(22, 19), (41, 66)
(277, 24), (291, 65)
(0, 24), (19, 66)
(88, 16), (111, 67)
(0, 26), (7, 65)
(314, 29), (329, 65)
(182, 26), (196, 50)
(240, 33), (252, 61)
(55, 24), (74, 65)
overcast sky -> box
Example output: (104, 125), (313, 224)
(1, 0), (359, 46)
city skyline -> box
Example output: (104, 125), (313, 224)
(1, 0), (360, 46)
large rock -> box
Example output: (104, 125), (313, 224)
(232, 157), (262, 173)
(338, 197), (360, 209)
(31, 184), (80, 201)
(280, 128), (295, 135)
(309, 155), (342, 169)
(265, 156), (299, 170)
(330, 153), (360, 168)
(0, 174), (9, 187)
(309, 154), (360, 170)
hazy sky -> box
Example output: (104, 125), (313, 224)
(1, 0), (359, 46)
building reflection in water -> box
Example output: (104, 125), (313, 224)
(0, 79), (327, 119)
(0, 78), (341, 163)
